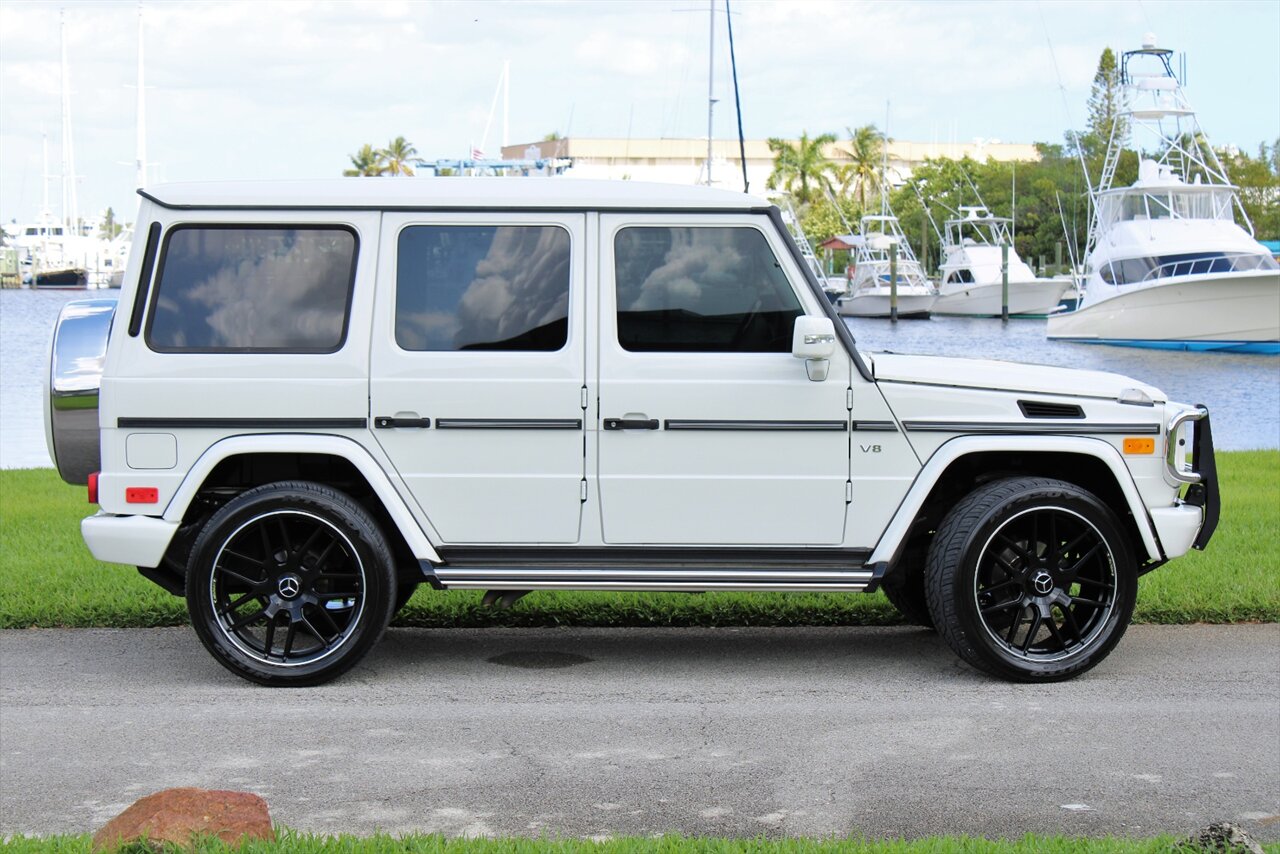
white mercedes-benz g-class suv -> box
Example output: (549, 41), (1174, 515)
(47, 179), (1218, 686)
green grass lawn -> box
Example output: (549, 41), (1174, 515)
(2, 451), (1276, 629)
(5, 832), (1277, 854)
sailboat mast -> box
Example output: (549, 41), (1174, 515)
(705, 0), (716, 185)
(60, 10), (78, 236)
(136, 4), (147, 189)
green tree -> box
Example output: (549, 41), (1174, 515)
(841, 124), (886, 212)
(1085, 47), (1127, 157)
(97, 207), (123, 240)
(1221, 146), (1280, 240)
(765, 132), (836, 204)
(343, 144), (386, 177)
(379, 136), (419, 177)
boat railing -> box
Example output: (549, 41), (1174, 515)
(1103, 251), (1279, 285)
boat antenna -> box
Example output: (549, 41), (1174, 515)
(910, 180), (944, 245)
(1038, 7), (1093, 197)
(880, 100), (890, 217)
(823, 182), (855, 234)
(1055, 191), (1081, 280)
(725, 0), (748, 192)
(478, 61), (509, 161)
(959, 165), (987, 210)
(705, 0), (717, 185)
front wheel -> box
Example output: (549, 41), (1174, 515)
(186, 481), (397, 686)
(924, 477), (1137, 682)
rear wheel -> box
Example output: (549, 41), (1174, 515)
(186, 481), (396, 686)
(924, 477), (1137, 682)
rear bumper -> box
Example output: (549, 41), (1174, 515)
(82, 513), (178, 567)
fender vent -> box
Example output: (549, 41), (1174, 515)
(1018, 400), (1084, 419)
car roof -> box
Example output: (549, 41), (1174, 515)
(140, 177), (772, 212)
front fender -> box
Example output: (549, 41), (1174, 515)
(866, 435), (1163, 566)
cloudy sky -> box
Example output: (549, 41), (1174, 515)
(1, 0), (1277, 225)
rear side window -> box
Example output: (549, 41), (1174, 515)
(146, 225), (358, 353)
(614, 226), (803, 352)
(395, 225), (571, 352)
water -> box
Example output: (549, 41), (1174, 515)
(1, 290), (1276, 470)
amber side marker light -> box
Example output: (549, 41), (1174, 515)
(125, 487), (159, 504)
(1124, 437), (1156, 454)
(87, 472), (99, 504)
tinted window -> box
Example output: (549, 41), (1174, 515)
(146, 226), (357, 352)
(396, 225), (570, 351)
(614, 226), (803, 352)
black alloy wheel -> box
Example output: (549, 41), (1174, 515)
(187, 481), (396, 686)
(925, 477), (1137, 681)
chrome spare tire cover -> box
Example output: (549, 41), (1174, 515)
(46, 298), (116, 484)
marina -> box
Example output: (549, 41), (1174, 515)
(2, 288), (1275, 473)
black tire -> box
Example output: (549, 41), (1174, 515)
(186, 481), (397, 686)
(924, 477), (1137, 682)
(880, 543), (935, 629)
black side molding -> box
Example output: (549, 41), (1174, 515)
(664, 420), (847, 432)
(435, 418), (582, 430)
(117, 417), (367, 430)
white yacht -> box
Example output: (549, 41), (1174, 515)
(933, 206), (1069, 316)
(1047, 37), (1280, 353)
(836, 214), (937, 318)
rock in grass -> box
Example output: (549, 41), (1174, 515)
(91, 787), (272, 851)
(1176, 821), (1265, 853)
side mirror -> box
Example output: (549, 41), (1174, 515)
(792, 316), (836, 382)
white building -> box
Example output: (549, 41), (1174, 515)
(502, 137), (1041, 190)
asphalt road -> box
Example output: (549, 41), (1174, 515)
(1, 624), (1277, 841)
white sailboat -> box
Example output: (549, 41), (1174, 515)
(933, 206), (1070, 316)
(1046, 36), (1280, 353)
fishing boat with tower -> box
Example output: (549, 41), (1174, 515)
(1047, 35), (1280, 352)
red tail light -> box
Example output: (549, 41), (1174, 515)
(125, 487), (159, 504)
(87, 471), (99, 504)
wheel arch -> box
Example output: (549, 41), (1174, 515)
(154, 435), (440, 591)
(868, 436), (1162, 573)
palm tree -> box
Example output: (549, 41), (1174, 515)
(831, 163), (858, 197)
(765, 132), (836, 203)
(843, 124), (886, 211)
(379, 136), (419, 176)
(98, 207), (123, 240)
(343, 144), (386, 177)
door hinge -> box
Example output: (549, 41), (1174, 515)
(580, 478), (588, 502)
(845, 480), (853, 503)
(846, 388), (854, 410)
(581, 386), (589, 410)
